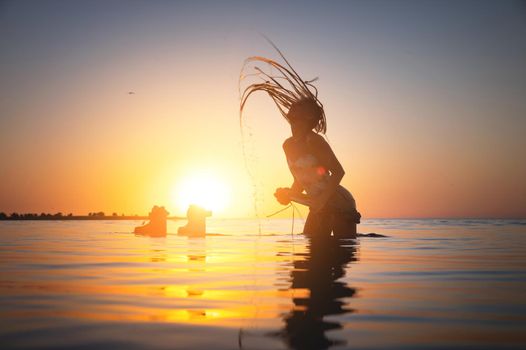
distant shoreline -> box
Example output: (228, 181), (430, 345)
(0, 216), (183, 221)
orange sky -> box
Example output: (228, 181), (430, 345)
(1, 1), (525, 218)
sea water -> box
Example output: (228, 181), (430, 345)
(0, 219), (525, 349)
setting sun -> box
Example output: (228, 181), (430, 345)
(173, 172), (231, 216)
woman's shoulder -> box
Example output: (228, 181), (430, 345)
(283, 133), (329, 151)
(282, 137), (294, 150)
(307, 132), (329, 148)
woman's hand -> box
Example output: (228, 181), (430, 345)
(274, 187), (292, 205)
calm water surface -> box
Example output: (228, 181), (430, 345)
(1, 219), (525, 349)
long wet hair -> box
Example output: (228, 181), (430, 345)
(239, 41), (327, 134)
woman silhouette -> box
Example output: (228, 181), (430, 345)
(240, 44), (361, 238)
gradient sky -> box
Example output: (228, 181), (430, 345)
(1, 0), (525, 218)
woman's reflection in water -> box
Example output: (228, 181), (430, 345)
(279, 236), (358, 350)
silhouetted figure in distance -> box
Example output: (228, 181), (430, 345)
(134, 205), (168, 237)
(178, 204), (212, 237)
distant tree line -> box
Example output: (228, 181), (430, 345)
(0, 212), (146, 220)
(0, 212), (73, 219)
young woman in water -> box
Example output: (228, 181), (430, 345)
(240, 45), (361, 238)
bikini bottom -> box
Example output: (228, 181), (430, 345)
(303, 207), (361, 238)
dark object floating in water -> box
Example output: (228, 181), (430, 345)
(134, 205), (168, 237)
(357, 232), (388, 238)
(178, 205), (212, 237)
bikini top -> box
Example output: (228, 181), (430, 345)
(287, 150), (330, 198)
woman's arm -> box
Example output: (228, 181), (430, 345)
(310, 136), (345, 212)
(290, 178), (304, 195)
(275, 177), (311, 206)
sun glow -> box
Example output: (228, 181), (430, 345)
(173, 172), (231, 216)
